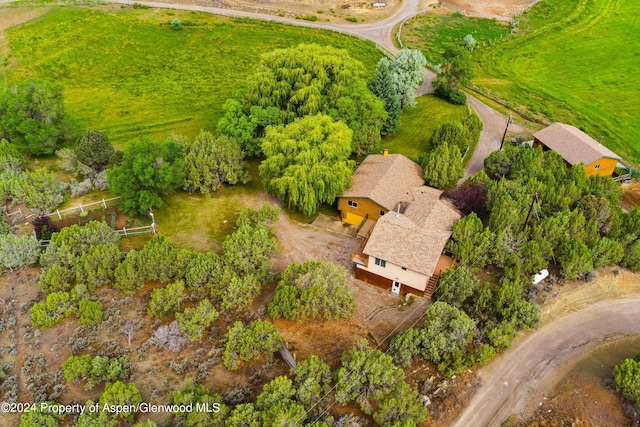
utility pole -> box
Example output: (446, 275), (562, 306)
(522, 192), (538, 231)
(500, 113), (512, 150)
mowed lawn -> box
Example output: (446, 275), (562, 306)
(403, 0), (640, 164)
(3, 6), (384, 147)
(380, 95), (467, 162)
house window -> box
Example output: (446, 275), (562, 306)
(375, 258), (386, 268)
(347, 200), (358, 208)
(379, 210), (385, 216)
(594, 163), (601, 170)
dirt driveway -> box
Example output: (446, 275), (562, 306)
(271, 197), (430, 341)
(454, 268), (640, 426)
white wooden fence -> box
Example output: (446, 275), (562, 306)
(38, 222), (156, 247)
(25, 197), (121, 220)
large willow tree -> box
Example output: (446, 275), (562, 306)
(218, 44), (385, 156)
(259, 114), (354, 216)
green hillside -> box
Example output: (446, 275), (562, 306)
(403, 0), (640, 164)
(3, 7), (383, 147)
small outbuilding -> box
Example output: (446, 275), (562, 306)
(533, 123), (623, 177)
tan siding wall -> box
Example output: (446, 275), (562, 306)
(337, 197), (386, 225)
(362, 256), (429, 292)
(355, 266), (425, 296)
(585, 158), (618, 177)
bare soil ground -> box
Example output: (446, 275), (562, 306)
(622, 179), (640, 211)
(0, 193), (435, 425)
(443, 0), (536, 17)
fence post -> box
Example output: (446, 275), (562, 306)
(123, 227), (127, 237)
(102, 198), (107, 209)
(57, 209), (61, 220)
(79, 203), (84, 214)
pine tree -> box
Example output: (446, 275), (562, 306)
(422, 141), (464, 189)
(369, 58), (401, 135)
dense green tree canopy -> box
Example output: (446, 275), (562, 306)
(218, 43), (385, 155)
(435, 45), (474, 91)
(107, 138), (184, 215)
(18, 168), (65, 215)
(0, 79), (70, 156)
(613, 355), (640, 405)
(176, 299), (219, 342)
(388, 49), (427, 107)
(75, 130), (114, 172)
(434, 265), (479, 308)
(181, 131), (250, 194)
(259, 114), (355, 216)
(223, 320), (282, 370)
(40, 221), (120, 269)
(369, 58), (400, 135)
(421, 141), (464, 189)
(268, 260), (354, 321)
(335, 340), (427, 425)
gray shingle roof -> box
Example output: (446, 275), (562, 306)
(533, 123), (622, 165)
(363, 187), (461, 276)
(339, 154), (425, 210)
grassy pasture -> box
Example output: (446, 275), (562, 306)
(2, 6), (383, 147)
(402, 9), (511, 65)
(2, 6), (470, 250)
(403, 0), (640, 164)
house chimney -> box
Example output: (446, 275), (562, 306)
(396, 203), (401, 217)
(383, 148), (389, 156)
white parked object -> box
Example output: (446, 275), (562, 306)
(532, 269), (549, 285)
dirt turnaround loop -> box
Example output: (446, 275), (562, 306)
(454, 269), (640, 426)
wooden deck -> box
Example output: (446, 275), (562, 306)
(357, 218), (376, 238)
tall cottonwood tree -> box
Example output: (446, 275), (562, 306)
(259, 114), (355, 216)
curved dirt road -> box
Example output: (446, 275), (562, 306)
(455, 271), (640, 427)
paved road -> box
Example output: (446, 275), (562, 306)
(464, 95), (522, 178)
(454, 295), (640, 426)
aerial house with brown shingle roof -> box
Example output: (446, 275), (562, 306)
(352, 186), (461, 298)
(533, 123), (623, 177)
(336, 151), (425, 228)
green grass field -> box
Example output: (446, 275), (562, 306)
(3, 6), (471, 250)
(3, 6), (384, 147)
(379, 94), (468, 162)
(402, 0), (640, 164)
(402, 10), (511, 65)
